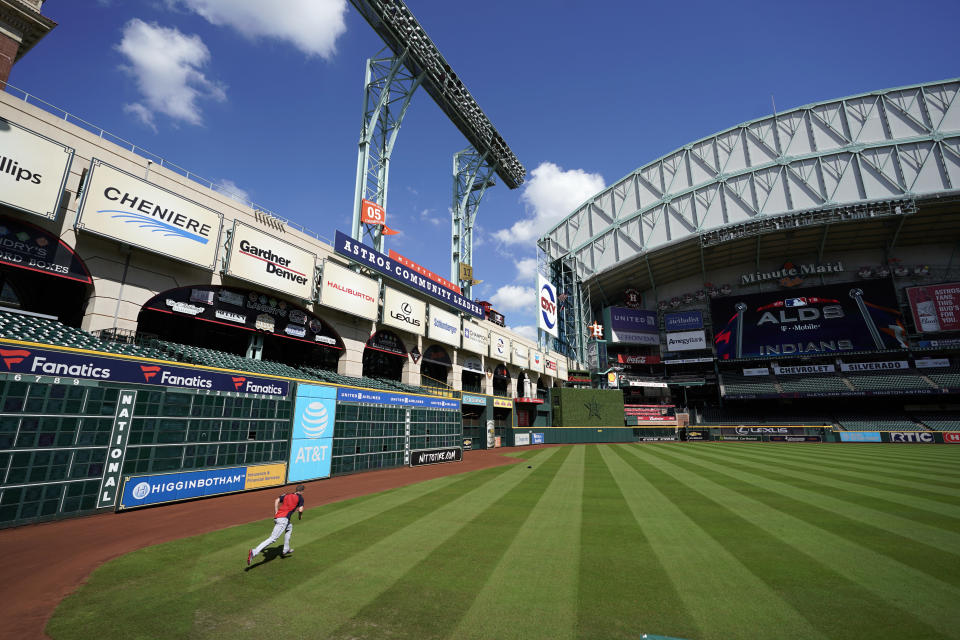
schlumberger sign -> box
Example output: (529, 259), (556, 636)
(334, 231), (483, 318)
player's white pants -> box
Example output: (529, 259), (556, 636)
(252, 517), (292, 556)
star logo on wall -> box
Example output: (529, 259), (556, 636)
(584, 397), (602, 420)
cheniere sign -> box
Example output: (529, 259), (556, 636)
(334, 231), (483, 317)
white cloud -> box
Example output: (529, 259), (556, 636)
(494, 162), (604, 246)
(420, 208), (443, 227)
(509, 325), (537, 342)
(514, 257), (538, 282)
(490, 285), (536, 314)
(117, 19), (226, 127)
(171, 0), (347, 59)
(213, 178), (250, 203)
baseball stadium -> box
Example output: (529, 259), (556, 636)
(1, 2), (959, 640)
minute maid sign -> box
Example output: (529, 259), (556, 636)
(76, 159), (223, 270)
(288, 384), (337, 482)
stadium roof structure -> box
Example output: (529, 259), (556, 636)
(539, 79), (960, 297)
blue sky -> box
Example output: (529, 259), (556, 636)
(10, 0), (960, 341)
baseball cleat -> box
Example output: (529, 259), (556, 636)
(282, 549), (294, 557)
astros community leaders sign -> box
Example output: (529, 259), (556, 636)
(76, 159), (223, 269)
(226, 221), (316, 300)
(334, 230), (483, 318)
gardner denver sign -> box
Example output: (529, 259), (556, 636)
(76, 159), (223, 269)
(226, 222), (316, 300)
(0, 343), (288, 396)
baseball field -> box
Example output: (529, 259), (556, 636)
(47, 443), (960, 640)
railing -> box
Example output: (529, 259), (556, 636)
(492, 388), (511, 398)
(461, 381), (485, 394)
(420, 374), (461, 400)
(2, 83), (331, 246)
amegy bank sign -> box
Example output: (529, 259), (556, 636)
(226, 221), (316, 300)
(76, 160), (223, 270)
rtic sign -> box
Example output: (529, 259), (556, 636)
(890, 432), (935, 443)
(0, 343), (289, 396)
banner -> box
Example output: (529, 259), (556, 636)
(336, 387), (459, 409)
(382, 286), (426, 336)
(514, 433), (531, 446)
(76, 159), (223, 269)
(743, 367), (770, 376)
(604, 307), (659, 344)
(711, 280), (906, 359)
(335, 231), (483, 317)
(0, 214), (92, 283)
(769, 435), (822, 442)
(461, 394), (487, 406)
(0, 118), (74, 220)
(119, 463), (285, 509)
(532, 432), (545, 444)
(721, 426), (811, 435)
(409, 447), (462, 466)
(512, 343), (529, 367)
(666, 330), (706, 352)
(906, 283), (960, 333)
(530, 351), (544, 373)
(664, 311), (703, 332)
(462, 321), (488, 354)
(915, 358), (950, 369)
(0, 342), (289, 396)
(943, 432), (960, 444)
(624, 404), (676, 422)
(617, 354), (661, 364)
(489, 331), (510, 361)
(388, 248), (460, 293)
(318, 260), (378, 320)
(772, 364), (835, 374)
(493, 398), (512, 409)
(839, 431), (882, 442)
(538, 274), (559, 338)
(143, 286), (341, 348)
(226, 221), (315, 300)
(889, 432), (935, 443)
(288, 384), (336, 482)
(427, 304), (460, 347)
(840, 360), (909, 372)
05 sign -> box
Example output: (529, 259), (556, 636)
(538, 274), (559, 338)
(361, 199), (385, 224)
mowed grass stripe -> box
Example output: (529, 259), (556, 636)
(634, 445), (960, 639)
(724, 443), (960, 488)
(48, 468), (504, 640)
(322, 447), (574, 640)
(576, 445), (700, 640)
(656, 445), (960, 588)
(778, 443), (960, 474)
(701, 443), (960, 505)
(450, 445), (586, 640)
(602, 445), (827, 640)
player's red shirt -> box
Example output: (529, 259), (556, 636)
(275, 492), (303, 519)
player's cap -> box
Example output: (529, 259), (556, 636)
(296, 485), (305, 492)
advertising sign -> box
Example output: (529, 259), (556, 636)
(538, 274), (559, 337)
(890, 432), (935, 443)
(839, 431), (882, 442)
(769, 435), (822, 442)
(226, 221), (315, 300)
(288, 384), (337, 482)
(711, 280), (906, 359)
(427, 304), (460, 347)
(318, 260), (378, 320)
(336, 387), (459, 409)
(388, 248), (460, 293)
(462, 357), (483, 374)
(664, 311), (703, 332)
(530, 351), (544, 373)
(382, 286), (426, 336)
(0, 118), (74, 220)
(512, 343), (529, 367)
(97, 390), (136, 508)
(143, 286), (341, 348)
(76, 159), (222, 269)
(409, 447), (462, 466)
(515, 433), (531, 446)
(906, 283), (960, 333)
(0, 342), (289, 396)
(915, 358), (950, 369)
(0, 215), (92, 283)
(666, 330), (707, 352)
(772, 364), (835, 375)
(840, 360), (909, 372)
(743, 367), (770, 376)
(493, 398), (513, 409)
(461, 394), (487, 406)
(335, 231), (483, 317)
(532, 432), (545, 444)
(119, 463), (286, 509)
(605, 307), (659, 344)
(490, 331), (510, 361)
(943, 432), (960, 444)
(462, 321), (488, 354)
(624, 405), (676, 423)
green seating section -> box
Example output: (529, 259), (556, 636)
(846, 374), (933, 391)
(926, 373), (960, 389)
(0, 310), (166, 359)
(721, 374), (778, 395)
(836, 416), (920, 431)
(914, 414), (960, 431)
(778, 375), (849, 393)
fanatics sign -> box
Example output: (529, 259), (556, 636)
(77, 159), (223, 269)
(226, 221), (316, 300)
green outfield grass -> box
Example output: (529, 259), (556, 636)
(48, 443), (960, 640)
